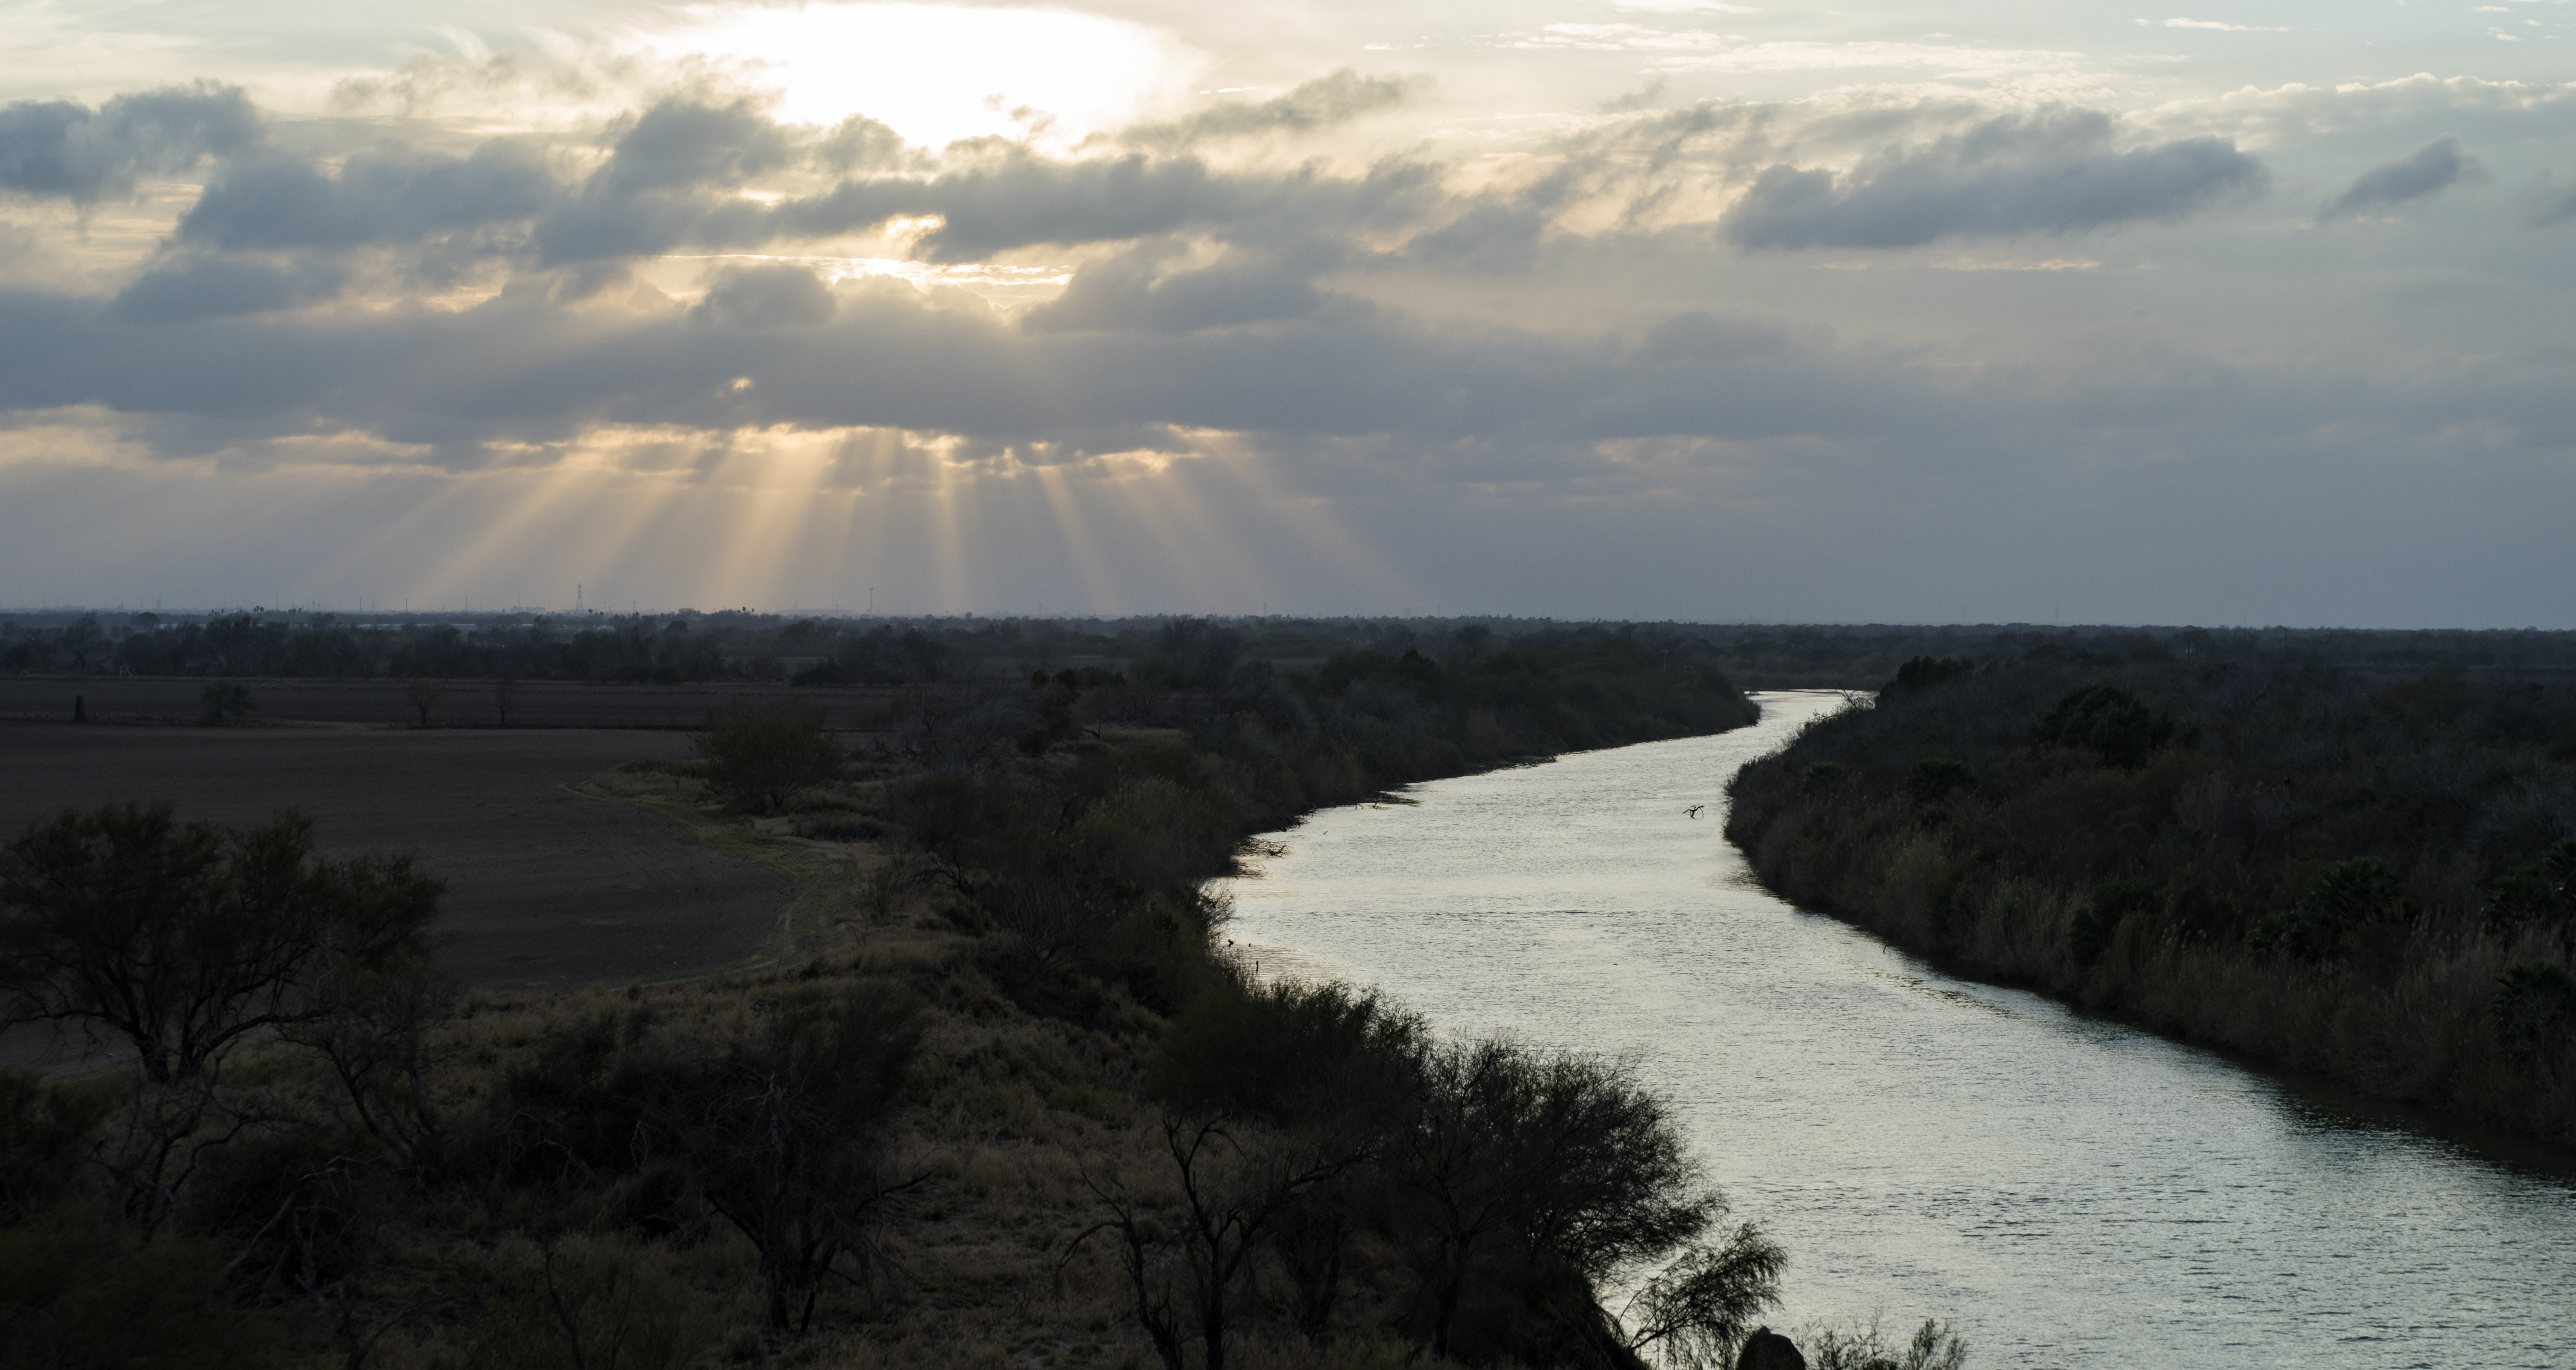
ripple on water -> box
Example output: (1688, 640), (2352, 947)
(1216, 692), (2576, 1370)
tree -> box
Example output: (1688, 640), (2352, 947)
(1070, 1114), (1362, 1370)
(658, 989), (920, 1333)
(1384, 1042), (1782, 1364)
(0, 803), (444, 1090)
(402, 679), (446, 729)
(0, 803), (443, 1224)
(200, 682), (254, 726)
(692, 701), (844, 813)
(2484, 839), (2576, 961)
(2027, 684), (2175, 770)
(2252, 858), (2410, 962)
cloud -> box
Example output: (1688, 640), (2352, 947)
(2521, 171), (2576, 227)
(2317, 136), (2487, 220)
(1647, 42), (2082, 74)
(107, 253), (346, 322)
(1020, 241), (1330, 334)
(0, 83), (259, 203)
(1720, 107), (2266, 249)
(2141, 18), (2289, 32)
(530, 96), (822, 264)
(691, 263), (838, 331)
(1613, 0), (1758, 12)
(1116, 70), (1422, 150)
(176, 142), (558, 250)
(2133, 74), (2576, 152)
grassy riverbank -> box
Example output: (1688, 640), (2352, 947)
(1725, 643), (2576, 1148)
(4, 626), (1981, 1369)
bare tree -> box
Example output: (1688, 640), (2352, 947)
(402, 678), (446, 728)
(657, 990), (921, 1332)
(1069, 1114), (1362, 1370)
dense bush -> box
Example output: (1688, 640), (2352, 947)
(1727, 646), (2576, 1145)
(1130, 973), (1788, 1369)
(692, 701), (845, 813)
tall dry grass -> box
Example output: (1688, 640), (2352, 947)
(1729, 767), (2576, 1149)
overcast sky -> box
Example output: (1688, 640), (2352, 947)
(0, 0), (2568, 624)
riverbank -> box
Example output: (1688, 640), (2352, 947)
(4, 628), (1817, 1369)
(1221, 697), (2576, 1369)
(1723, 655), (2576, 1150)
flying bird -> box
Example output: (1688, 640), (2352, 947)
(1685, 805), (1705, 818)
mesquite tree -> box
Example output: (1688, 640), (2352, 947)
(0, 802), (443, 1089)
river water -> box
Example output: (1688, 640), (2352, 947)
(1217, 691), (2575, 1369)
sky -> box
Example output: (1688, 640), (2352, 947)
(0, 0), (2568, 624)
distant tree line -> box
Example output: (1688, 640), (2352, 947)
(8, 609), (2575, 692)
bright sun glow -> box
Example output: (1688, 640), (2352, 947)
(624, 2), (1213, 149)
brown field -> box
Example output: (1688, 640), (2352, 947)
(0, 721), (794, 998)
(0, 673), (905, 730)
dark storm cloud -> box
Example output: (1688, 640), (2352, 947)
(27, 251), (2545, 487)
(177, 141), (556, 250)
(1720, 107), (2267, 250)
(1115, 70), (1423, 150)
(2318, 136), (2485, 221)
(107, 253), (344, 322)
(596, 98), (796, 195)
(0, 274), (1910, 459)
(0, 83), (259, 203)
(527, 97), (801, 263)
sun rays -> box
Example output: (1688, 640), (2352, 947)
(220, 420), (1393, 616)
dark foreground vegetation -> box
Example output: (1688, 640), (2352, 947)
(1, 626), (1963, 1368)
(1728, 635), (2576, 1148)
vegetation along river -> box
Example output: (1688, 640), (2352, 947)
(1218, 691), (2576, 1369)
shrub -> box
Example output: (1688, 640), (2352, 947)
(1384, 1041), (1783, 1364)
(0, 1072), (115, 1225)
(1147, 976), (1423, 1127)
(789, 813), (880, 843)
(2492, 963), (2575, 1057)
(461, 1237), (716, 1370)
(692, 702), (845, 814)
(1800, 1317), (1970, 1370)
(2483, 838), (2576, 959)
(1905, 759), (1975, 806)
(0, 1206), (282, 1369)
(198, 681), (253, 726)
(1885, 657), (1974, 695)
(2251, 859), (2410, 962)
(2027, 684), (2174, 770)
(662, 987), (920, 1331)
(2068, 879), (2160, 970)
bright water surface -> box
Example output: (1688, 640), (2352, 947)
(1217, 692), (2575, 1369)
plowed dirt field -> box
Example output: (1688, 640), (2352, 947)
(0, 723), (789, 1000)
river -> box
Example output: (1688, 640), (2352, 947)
(1216, 691), (2575, 1369)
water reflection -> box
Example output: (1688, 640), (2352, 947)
(1217, 692), (2576, 1369)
